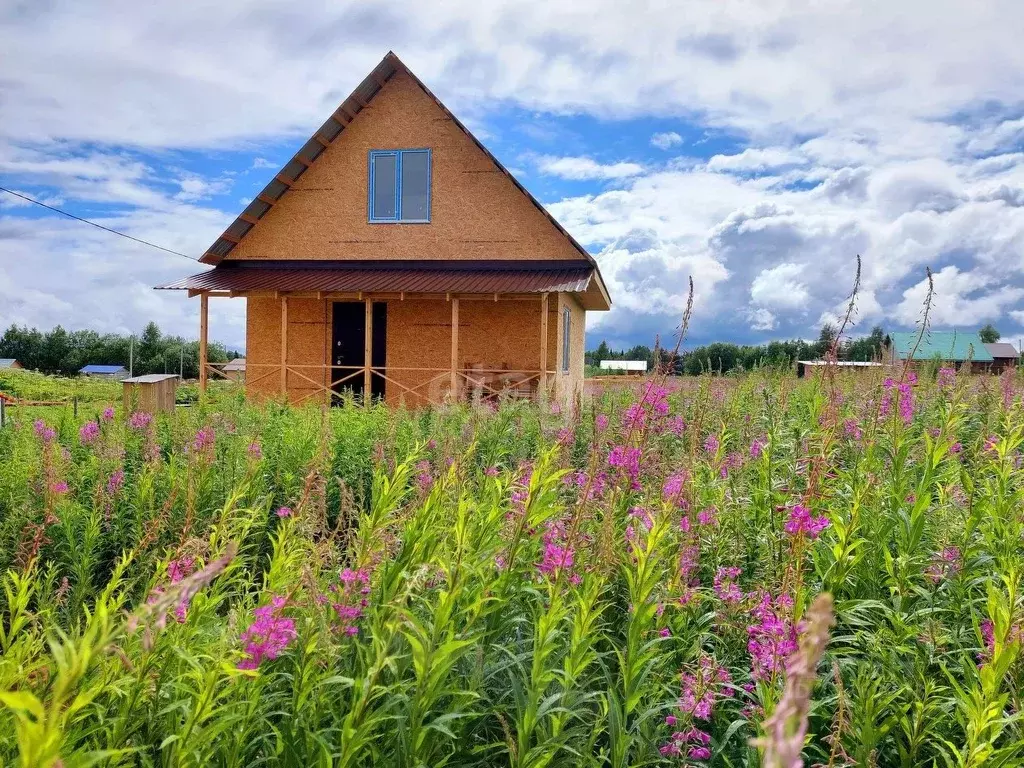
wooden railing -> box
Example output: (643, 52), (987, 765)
(204, 363), (555, 407)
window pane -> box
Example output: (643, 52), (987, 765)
(372, 154), (397, 219)
(400, 151), (430, 221)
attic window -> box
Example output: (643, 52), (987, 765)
(368, 149), (431, 222)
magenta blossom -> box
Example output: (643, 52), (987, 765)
(783, 504), (830, 539)
(247, 442), (263, 459)
(128, 411), (152, 430)
(106, 469), (125, 495)
(101, 406), (115, 421)
(34, 419), (56, 444)
(79, 421), (100, 445)
(238, 596), (297, 669)
(276, 506), (292, 518)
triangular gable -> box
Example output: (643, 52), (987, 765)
(200, 51), (609, 308)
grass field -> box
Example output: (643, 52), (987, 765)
(0, 367), (1021, 766)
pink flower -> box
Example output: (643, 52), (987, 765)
(415, 460), (433, 491)
(783, 504), (830, 539)
(663, 471), (687, 504)
(749, 436), (767, 459)
(688, 746), (711, 760)
(595, 413), (609, 431)
(660, 627), (672, 638)
(101, 406), (115, 421)
(128, 411), (152, 430)
(106, 469), (124, 495)
(713, 566), (743, 604)
(238, 596), (297, 670)
(697, 507), (718, 527)
(703, 434), (719, 454)
(484, 465), (500, 477)
(79, 421), (100, 445)
(50, 481), (69, 495)
(276, 506), (292, 518)
(34, 419), (56, 444)
(247, 442), (263, 459)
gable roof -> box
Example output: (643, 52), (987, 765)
(197, 51), (609, 305)
(0, 359), (20, 368)
(80, 364), (129, 374)
(887, 331), (994, 362)
(985, 342), (1019, 359)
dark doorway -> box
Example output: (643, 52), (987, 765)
(331, 301), (387, 402)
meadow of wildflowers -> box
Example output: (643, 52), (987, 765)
(0, 365), (1021, 767)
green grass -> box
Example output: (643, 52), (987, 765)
(0, 368), (1021, 766)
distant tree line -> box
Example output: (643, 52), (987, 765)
(587, 325), (886, 376)
(0, 322), (238, 379)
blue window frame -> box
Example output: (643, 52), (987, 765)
(368, 149), (432, 223)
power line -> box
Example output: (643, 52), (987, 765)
(0, 186), (200, 262)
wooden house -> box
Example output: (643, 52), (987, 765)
(885, 331), (993, 371)
(0, 359), (23, 370)
(158, 52), (611, 407)
(984, 343), (1019, 373)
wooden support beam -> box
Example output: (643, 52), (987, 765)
(313, 134), (331, 148)
(450, 298), (460, 400)
(257, 193), (277, 206)
(239, 213), (259, 225)
(294, 154), (312, 168)
(539, 293), (549, 401)
(364, 299), (373, 404)
(220, 232), (241, 244)
(333, 107), (353, 124)
(274, 173), (294, 187)
(199, 293), (209, 393)
(280, 296), (288, 397)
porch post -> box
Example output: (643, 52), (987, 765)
(364, 298), (373, 403)
(199, 293), (209, 393)
(280, 296), (288, 396)
(450, 298), (460, 400)
(539, 292), (549, 401)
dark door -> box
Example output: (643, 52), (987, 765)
(331, 302), (387, 402)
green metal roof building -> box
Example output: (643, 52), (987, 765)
(885, 331), (994, 363)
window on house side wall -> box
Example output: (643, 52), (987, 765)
(562, 307), (571, 373)
(368, 149), (431, 222)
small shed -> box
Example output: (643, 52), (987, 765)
(221, 357), (246, 381)
(81, 364), (130, 379)
(599, 360), (648, 375)
(123, 374), (179, 413)
(0, 359), (23, 370)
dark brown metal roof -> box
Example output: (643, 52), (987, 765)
(157, 260), (594, 297)
(189, 51), (610, 309)
(984, 342), (1020, 359)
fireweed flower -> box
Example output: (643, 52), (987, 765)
(536, 519), (577, 582)
(713, 566), (743, 604)
(484, 465), (500, 477)
(331, 568), (371, 636)
(703, 434), (720, 455)
(595, 413), (609, 431)
(697, 507), (718, 527)
(747, 592), (798, 681)
(50, 481), (69, 495)
(749, 436), (767, 459)
(415, 460), (433, 491)
(101, 406), (115, 421)
(662, 471), (688, 506)
(79, 421), (100, 445)
(938, 367), (956, 390)
(925, 546), (962, 583)
(247, 442), (263, 459)
(128, 411), (152, 430)
(34, 419), (56, 444)
(843, 419), (863, 440)
(146, 557), (197, 624)
(783, 504), (830, 539)
(607, 445), (642, 489)
(191, 426), (216, 454)
(106, 469), (125, 495)
(238, 596), (297, 669)
(983, 435), (999, 454)
(276, 506), (292, 518)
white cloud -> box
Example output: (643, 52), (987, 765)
(706, 147), (807, 172)
(750, 262), (810, 310)
(251, 157), (277, 169)
(650, 131), (683, 150)
(537, 155), (645, 180)
(747, 308), (777, 330)
(894, 266), (1024, 327)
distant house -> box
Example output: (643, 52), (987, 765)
(80, 364), (130, 380)
(156, 52), (610, 408)
(0, 359), (23, 370)
(599, 360), (647, 375)
(884, 332), (993, 371)
(221, 357), (246, 381)
(984, 342), (1019, 373)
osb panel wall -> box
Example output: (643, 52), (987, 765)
(246, 297), (330, 403)
(384, 298), (546, 407)
(226, 70), (589, 264)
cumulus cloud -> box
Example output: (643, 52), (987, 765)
(706, 147), (807, 173)
(536, 156), (645, 180)
(750, 263), (809, 310)
(650, 131), (683, 150)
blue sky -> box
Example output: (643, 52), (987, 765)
(3, 1), (1024, 351)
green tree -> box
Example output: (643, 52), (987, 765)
(979, 323), (1001, 343)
